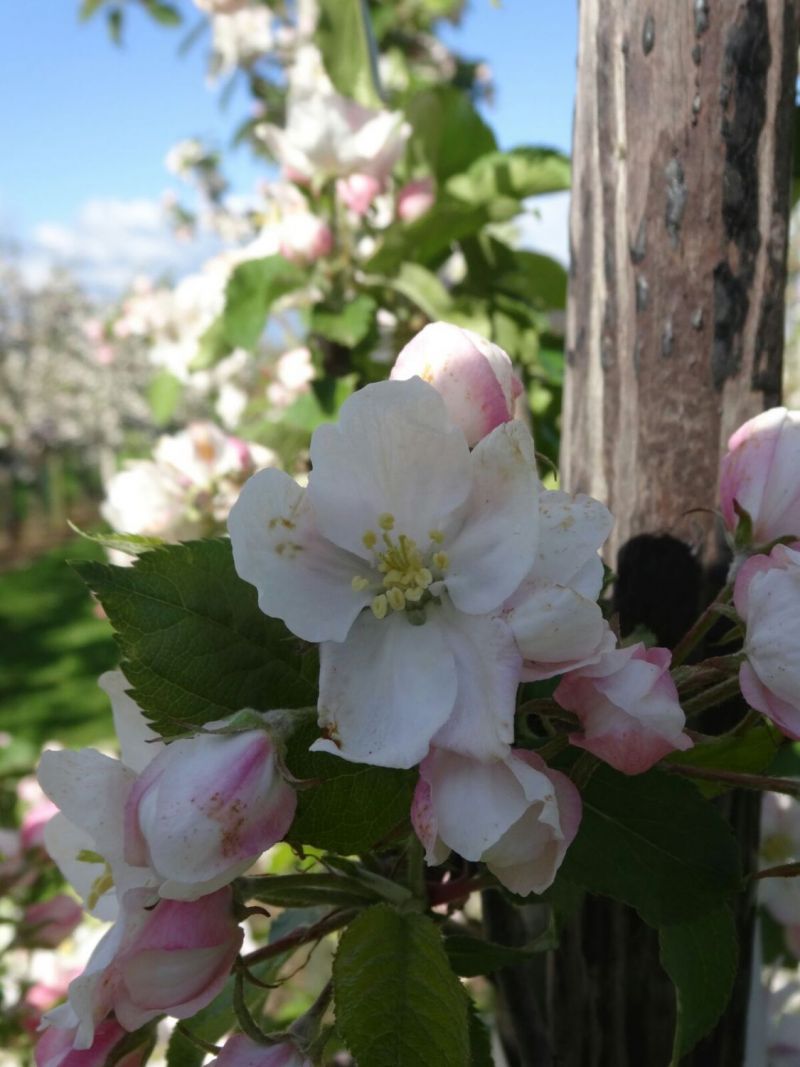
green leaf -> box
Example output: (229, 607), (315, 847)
(73, 539), (317, 737)
(107, 7), (123, 44)
(282, 375), (357, 433)
(166, 952), (289, 1067)
(366, 195), (488, 275)
(147, 369), (182, 426)
(141, 0), (182, 26)
(446, 147), (570, 207)
(78, 0), (107, 18)
(284, 719), (415, 853)
(660, 906), (739, 1062)
(239, 872), (380, 909)
(375, 262), (453, 320)
(665, 722), (780, 796)
(461, 235), (567, 311)
(407, 87), (496, 181)
(195, 256), (306, 369)
(334, 905), (470, 1067)
(67, 521), (165, 558)
(558, 766), (741, 926)
(444, 931), (552, 977)
(317, 0), (382, 108)
(311, 295), (377, 347)
(466, 998), (494, 1067)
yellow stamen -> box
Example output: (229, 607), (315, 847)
(404, 586), (424, 603)
(378, 513), (395, 531)
(362, 530), (377, 549)
(351, 576), (370, 592)
(429, 529), (444, 544)
(386, 587), (406, 611)
(371, 594), (388, 619)
(433, 552), (449, 571)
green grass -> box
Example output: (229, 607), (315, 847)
(0, 537), (117, 752)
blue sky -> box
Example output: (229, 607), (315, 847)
(0, 0), (577, 286)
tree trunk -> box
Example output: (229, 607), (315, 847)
(562, 0), (795, 564)
(528, 1), (797, 1064)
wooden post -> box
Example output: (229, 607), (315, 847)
(562, 0), (796, 564)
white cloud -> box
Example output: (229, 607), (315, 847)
(19, 197), (221, 296)
(516, 190), (570, 266)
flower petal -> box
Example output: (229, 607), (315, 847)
(99, 670), (160, 774)
(312, 610), (457, 769)
(430, 605), (520, 761)
(228, 467), (370, 642)
(532, 490), (612, 592)
(507, 580), (607, 675)
(445, 420), (540, 615)
(307, 378), (471, 557)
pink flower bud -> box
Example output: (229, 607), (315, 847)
(23, 894), (83, 948)
(396, 177), (435, 223)
(554, 644), (692, 775)
(719, 407), (800, 543)
(53, 887), (243, 1045)
(735, 544), (800, 738)
(125, 723), (296, 900)
(21, 795), (59, 851)
(390, 322), (523, 447)
(412, 748), (581, 896)
(279, 213), (333, 264)
(36, 1018), (147, 1067)
(211, 1034), (312, 1067)
(336, 173), (383, 216)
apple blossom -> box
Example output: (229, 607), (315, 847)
(267, 346), (315, 409)
(278, 211), (333, 264)
(35, 1017), (148, 1067)
(502, 489), (615, 679)
(44, 887), (242, 1048)
(396, 177), (436, 223)
(211, 6), (274, 73)
(554, 643), (692, 775)
(412, 748), (581, 895)
(229, 375), (539, 768)
(257, 46), (410, 183)
(389, 322), (523, 447)
(211, 1034), (312, 1067)
(336, 173), (383, 216)
(735, 545), (800, 738)
(124, 717), (296, 900)
(23, 895), (84, 949)
(719, 407), (800, 543)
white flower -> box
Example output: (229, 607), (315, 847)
(165, 138), (207, 177)
(257, 46), (410, 182)
(229, 376), (539, 768)
(412, 747), (582, 895)
(211, 6), (274, 73)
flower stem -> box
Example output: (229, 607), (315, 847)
(243, 908), (356, 967)
(752, 862), (800, 881)
(681, 675), (743, 717)
(671, 582), (734, 667)
(662, 762), (800, 797)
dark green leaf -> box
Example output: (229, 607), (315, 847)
(311, 295), (377, 347)
(444, 932), (552, 977)
(659, 906), (739, 1062)
(73, 539), (317, 737)
(239, 873), (380, 909)
(665, 722), (780, 796)
(559, 766), (741, 926)
(107, 7), (123, 44)
(334, 904), (470, 1067)
(68, 521), (165, 558)
(195, 256), (306, 369)
(367, 195), (488, 275)
(285, 719), (415, 853)
(466, 997), (494, 1067)
(373, 262), (453, 320)
(147, 369), (182, 426)
(317, 0), (382, 107)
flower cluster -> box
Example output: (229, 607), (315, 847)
(229, 323), (693, 893)
(35, 671), (297, 1059)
